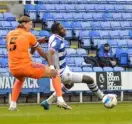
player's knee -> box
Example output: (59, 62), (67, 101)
(82, 75), (94, 84)
(64, 83), (74, 89)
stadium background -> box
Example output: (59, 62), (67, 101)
(0, 0), (132, 105)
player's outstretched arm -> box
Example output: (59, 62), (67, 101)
(35, 44), (48, 61)
(47, 49), (55, 67)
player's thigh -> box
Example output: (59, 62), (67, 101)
(26, 63), (52, 79)
(62, 66), (83, 84)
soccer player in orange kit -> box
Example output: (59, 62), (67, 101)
(6, 16), (71, 110)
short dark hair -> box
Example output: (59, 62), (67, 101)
(51, 22), (60, 33)
(104, 43), (110, 47)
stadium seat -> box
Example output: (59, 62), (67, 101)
(109, 31), (120, 39)
(117, 40), (127, 47)
(113, 67), (124, 71)
(82, 13), (93, 20)
(82, 67), (93, 72)
(124, 5), (132, 12)
(93, 67), (103, 72)
(45, 4), (56, 12)
(75, 4), (86, 12)
(103, 67), (114, 72)
(0, 38), (6, 47)
(120, 21), (131, 29)
(0, 68), (9, 76)
(84, 4), (95, 12)
(95, 5), (105, 12)
(127, 40), (132, 48)
(1, 21), (11, 29)
(107, 40), (118, 48)
(72, 21), (82, 30)
(92, 13), (103, 21)
(74, 57), (85, 66)
(122, 13), (132, 20)
(54, 13), (64, 21)
(110, 22), (121, 29)
(73, 13), (83, 21)
(64, 40), (70, 48)
(90, 22), (102, 30)
(0, 58), (8, 67)
(120, 30), (130, 39)
(39, 30), (50, 37)
(104, 4), (115, 12)
(10, 21), (19, 29)
(66, 57), (75, 66)
(65, 30), (73, 39)
(65, 5), (75, 12)
(81, 22), (91, 29)
(97, 40), (107, 48)
(31, 30), (40, 37)
(115, 5), (125, 12)
(81, 38), (91, 48)
(66, 48), (77, 56)
(0, 30), (8, 37)
(63, 13), (73, 21)
(101, 22), (111, 29)
(89, 31), (100, 39)
(61, 21), (72, 29)
(100, 31), (110, 39)
(76, 48), (87, 56)
(3, 12), (16, 21)
(55, 4), (66, 12)
(103, 13), (113, 20)
(79, 30), (90, 39)
(72, 67), (82, 72)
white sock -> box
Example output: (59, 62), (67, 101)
(46, 92), (57, 104)
(10, 101), (17, 108)
(57, 96), (65, 103)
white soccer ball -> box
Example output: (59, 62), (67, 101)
(102, 94), (117, 109)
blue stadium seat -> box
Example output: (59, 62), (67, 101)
(79, 30), (90, 39)
(97, 40), (107, 48)
(82, 67), (93, 72)
(0, 68), (9, 76)
(65, 30), (72, 39)
(72, 21), (82, 30)
(31, 30), (40, 37)
(122, 13), (132, 20)
(1, 21), (11, 29)
(0, 30), (8, 37)
(45, 4), (56, 12)
(10, 21), (19, 29)
(99, 31), (110, 39)
(127, 40), (132, 48)
(110, 22), (121, 29)
(107, 40), (118, 49)
(82, 13), (93, 20)
(101, 22), (111, 29)
(55, 4), (66, 12)
(112, 13), (122, 20)
(124, 5), (132, 12)
(109, 31), (120, 39)
(115, 5), (125, 12)
(54, 13), (64, 21)
(113, 67), (124, 71)
(103, 13), (113, 20)
(95, 5), (105, 12)
(74, 57), (85, 66)
(66, 48), (77, 56)
(61, 21), (72, 29)
(0, 58), (8, 67)
(129, 30), (132, 38)
(72, 67), (82, 72)
(39, 30), (50, 37)
(75, 4), (86, 12)
(66, 57), (75, 66)
(36, 4), (46, 19)
(120, 21), (131, 29)
(84, 4), (95, 11)
(93, 67), (103, 72)
(64, 40), (70, 48)
(63, 13), (73, 21)
(73, 13), (83, 21)
(0, 38), (6, 47)
(103, 67), (114, 72)
(81, 38), (91, 48)
(65, 4), (75, 12)
(81, 22), (91, 29)
(120, 30), (130, 39)
(76, 48), (87, 56)
(3, 12), (16, 21)
(92, 13), (103, 21)
(90, 22), (102, 30)
(104, 4), (115, 12)
(117, 40), (128, 47)
(89, 31), (100, 39)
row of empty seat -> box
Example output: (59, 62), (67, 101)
(0, 12), (16, 21)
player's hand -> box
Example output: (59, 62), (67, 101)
(50, 69), (58, 78)
(37, 37), (48, 44)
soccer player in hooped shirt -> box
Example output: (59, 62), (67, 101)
(6, 16), (71, 110)
(41, 22), (105, 110)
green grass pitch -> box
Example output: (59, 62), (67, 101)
(0, 103), (131, 124)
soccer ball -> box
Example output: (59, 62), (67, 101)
(102, 94), (117, 109)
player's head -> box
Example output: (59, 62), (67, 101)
(51, 22), (66, 37)
(17, 16), (32, 31)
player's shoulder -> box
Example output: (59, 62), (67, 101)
(49, 34), (62, 43)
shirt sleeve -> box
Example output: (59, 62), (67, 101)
(29, 33), (39, 48)
(49, 39), (61, 51)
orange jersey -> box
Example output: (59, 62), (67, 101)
(6, 28), (38, 70)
